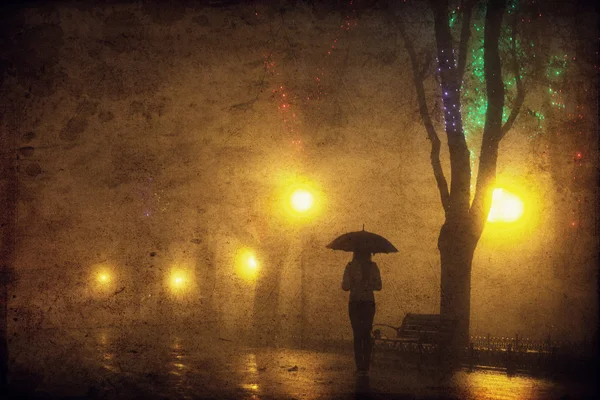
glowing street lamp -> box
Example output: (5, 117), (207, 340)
(290, 189), (314, 213)
(272, 172), (323, 224)
(235, 248), (259, 281)
(283, 185), (320, 221)
(247, 254), (258, 270)
(90, 264), (115, 296)
(173, 276), (184, 286)
(488, 188), (525, 223)
(97, 272), (111, 284)
(168, 269), (189, 293)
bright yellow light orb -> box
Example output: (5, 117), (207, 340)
(488, 188), (525, 223)
(273, 173), (323, 223)
(247, 255), (257, 270)
(168, 269), (190, 294)
(171, 274), (185, 287)
(92, 266), (113, 286)
(91, 264), (115, 295)
(290, 189), (314, 213)
(235, 248), (259, 281)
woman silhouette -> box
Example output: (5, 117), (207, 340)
(342, 250), (382, 374)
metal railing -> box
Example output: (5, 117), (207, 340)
(373, 332), (597, 375)
(469, 334), (590, 356)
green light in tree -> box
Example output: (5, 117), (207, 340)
(449, 9), (458, 28)
(546, 55), (569, 110)
(546, 55), (568, 81)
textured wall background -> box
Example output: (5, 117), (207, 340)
(0, 0), (597, 362)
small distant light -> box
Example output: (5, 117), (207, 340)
(169, 270), (189, 293)
(235, 248), (259, 281)
(96, 271), (111, 285)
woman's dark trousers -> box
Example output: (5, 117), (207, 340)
(349, 301), (376, 371)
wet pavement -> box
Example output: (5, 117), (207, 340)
(6, 327), (598, 399)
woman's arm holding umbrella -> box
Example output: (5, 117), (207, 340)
(371, 263), (382, 291)
(342, 263), (351, 291)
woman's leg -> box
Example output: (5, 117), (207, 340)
(354, 302), (375, 371)
(348, 302), (363, 370)
(362, 302), (376, 370)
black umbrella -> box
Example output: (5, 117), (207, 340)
(326, 226), (398, 254)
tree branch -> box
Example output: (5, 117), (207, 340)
(500, 11), (525, 139)
(470, 0), (507, 237)
(457, 0), (477, 82)
(418, 51), (433, 80)
(392, 10), (450, 213)
(431, 0), (472, 219)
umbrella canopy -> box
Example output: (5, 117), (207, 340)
(326, 227), (398, 254)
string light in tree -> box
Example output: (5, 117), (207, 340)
(314, 3), (358, 103)
(569, 106), (588, 231)
(261, 0), (359, 153)
(263, 49), (304, 151)
(436, 46), (465, 138)
(445, 0), (593, 234)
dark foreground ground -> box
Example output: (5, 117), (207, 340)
(4, 327), (598, 400)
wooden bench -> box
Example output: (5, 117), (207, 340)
(372, 313), (457, 363)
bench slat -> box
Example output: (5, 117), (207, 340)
(380, 313), (457, 345)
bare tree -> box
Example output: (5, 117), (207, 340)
(390, 0), (523, 350)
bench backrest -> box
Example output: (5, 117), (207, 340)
(398, 313), (456, 343)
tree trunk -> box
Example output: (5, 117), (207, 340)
(0, 109), (19, 391)
(438, 221), (477, 350)
(395, 0), (507, 359)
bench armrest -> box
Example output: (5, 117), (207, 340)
(372, 324), (402, 338)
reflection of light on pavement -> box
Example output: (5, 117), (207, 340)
(240, 383), (260, 392)
(239, 353), (260, 395)
(98, 332), (108, 346)
(96, 330), (119, 373)
(461, 370), (548, 399)
(25, 332), (582, 399)
(274, 349), (331, 398)
(169, 337), (187, 380)
(246, 353), (258, 374)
